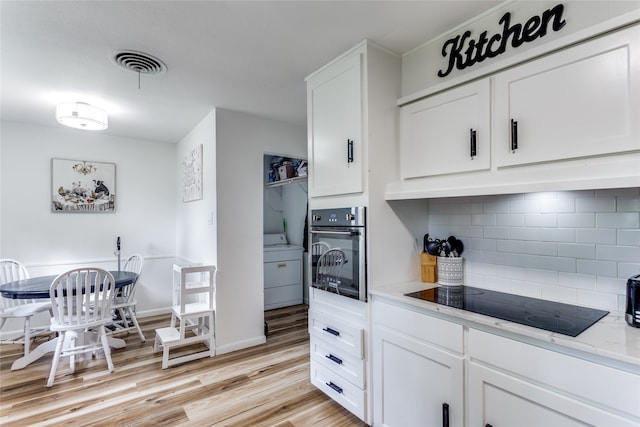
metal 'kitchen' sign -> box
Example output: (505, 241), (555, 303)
(438, 3), (567, 78)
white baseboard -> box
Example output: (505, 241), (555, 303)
(215, 335), (266, 355)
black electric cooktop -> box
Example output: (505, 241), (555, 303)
(405, 286), (609, 337)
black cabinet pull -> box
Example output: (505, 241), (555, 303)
(442, 403), (450, 427)
(470, 129), (477, 159)
(322, 327), (340, 336)
(486, 424), (493, 427)
(325, 354), (343, 365)
(347, 139), (354, 163)
(511, 119), (518, 152)
(326, 381), (343, 394)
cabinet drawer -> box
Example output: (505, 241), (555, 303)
(311, 360), (366, 421)
(311, 336), (365, 388)
(469, 329), (640, 420)
(372, 299), (463, 354)
(309, 310), (364, 359)
(264, 260), (301, 288)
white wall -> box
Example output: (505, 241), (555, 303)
(176, 109), (217, 264)
(215, 109), (305, 354)
(0, 120), (178, 332)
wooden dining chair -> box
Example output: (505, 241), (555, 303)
(109, 254), (146, 341)
(0, 259), (53, 358)
(47, 267), (115, 387)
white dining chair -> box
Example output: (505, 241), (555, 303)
(0, 259), (53, 358)
(109, 254), (146, 341)
(47, 267), (115, 387)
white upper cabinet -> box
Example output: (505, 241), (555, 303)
(494, 24), (640, 168)
(400, 79), (490, 179)
(307, 49), (363, 198)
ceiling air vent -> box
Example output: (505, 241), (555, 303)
(112, 50), (167, 75)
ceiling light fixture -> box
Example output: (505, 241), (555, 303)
(56, 102), (108, 130)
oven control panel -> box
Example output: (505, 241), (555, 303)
(311, 207), (365, 227)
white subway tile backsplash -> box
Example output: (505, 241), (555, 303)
(558, 272), (596, 290)
(496, 265), (527, 280)
(425, 189), (640, 311)
(484, 227), (510, 239)
(539, 256), (576, 273)
(449, 214), (472, 226)
(596, 245), (640, 263)
(557, 243), (595, 259)
(541, 284), (576, 304)
(537, 228), (575, 242)
(511, 280), (542, 298)
(458, 226), (484, 238)
(509, 199), (541, 213)
(524, 213), (557, 227)
(509, 227), (541, 241)
(576, 228), (616, 244)
(496, 214), (524, 227)
(483, 201), (509, 213)
(540, 198), (574, 213)
(596, 212), (639, 229)
(524, 268), (558, 285)
(577, 259), (617, 277)
(496, 239), (525, 253)
(618, 263), (640, 279)
(576, 197), (616, 212)
(577, 289), (618, 310)
(617, 229), (640, 246)
(617, 197), (640, 212)
(596, 276), (626, 294)
(558, 213), (594, 228)
(469, 238), (497, 251)
(524, 241), (557, 256)
(471, 213), (496, 226)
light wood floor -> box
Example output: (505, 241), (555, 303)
(0, 305), (366, 426)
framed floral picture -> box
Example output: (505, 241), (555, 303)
(51, 158), (116, 212)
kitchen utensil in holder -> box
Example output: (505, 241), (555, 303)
(437, 256), (464, 286)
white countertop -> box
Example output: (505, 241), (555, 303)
(370, 281), (640, 368)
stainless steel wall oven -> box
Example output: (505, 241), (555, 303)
(309, 207), (366, 301)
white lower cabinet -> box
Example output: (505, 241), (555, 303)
(372, 298), (464, 427)
(309, 289), (368, 422)
(468, 329), (640, 427)
(371, 297), (640, 427)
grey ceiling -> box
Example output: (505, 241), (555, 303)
(0, 1), (500, 143)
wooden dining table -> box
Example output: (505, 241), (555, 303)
(0, 270), (138, 370)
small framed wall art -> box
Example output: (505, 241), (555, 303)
(182, 144), (203, 202)
(51, 158), (116, 212)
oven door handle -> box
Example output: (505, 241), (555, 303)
(310, 230), (361, 236)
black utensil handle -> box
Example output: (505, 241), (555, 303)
(347, 139), (354, 163)
(326, 381), (343, 394)
(322, 327), (340, 336)
(442, 403), (450, 427)
(470, 129), (477, 158)
(325, 354), (343, 365)
(511, 119), (518, 152)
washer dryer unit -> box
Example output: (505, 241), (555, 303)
(263, 234), (303, 310)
